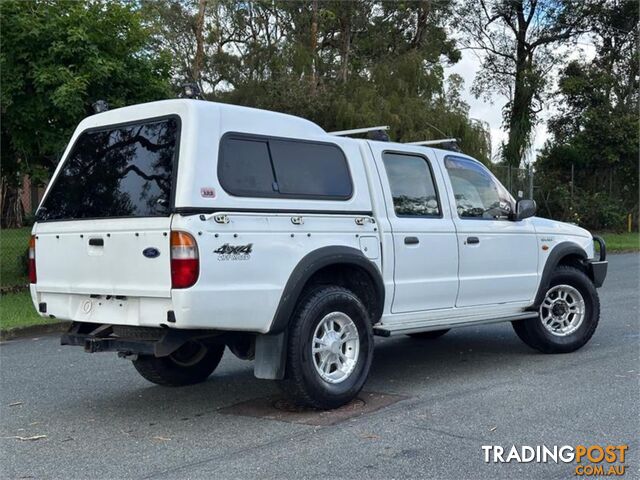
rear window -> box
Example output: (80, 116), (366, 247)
(37, 117), (179, 221)
(382, 152), (441, 217)
(218, 134), (352, 199)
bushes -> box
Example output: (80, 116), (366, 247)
(535, 179), (633, 232)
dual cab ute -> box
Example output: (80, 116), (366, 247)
(30, 100), (607, 409)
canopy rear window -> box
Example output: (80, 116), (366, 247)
(37, 117), (179, 221)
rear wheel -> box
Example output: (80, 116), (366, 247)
(407, 329), (450, 340)
(512, 266), (600, 353)
(133, 341), (225, 386)
(279, 286), (374, 410)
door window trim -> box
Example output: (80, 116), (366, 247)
(381, 150), (443, 219)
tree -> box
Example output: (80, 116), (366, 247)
(0, 0), (172, 227)
(457, 0), (594, 167)
(535, 0), (639, 230)
(142, 1), (491, 160)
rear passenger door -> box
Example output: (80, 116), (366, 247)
(370, 144), (458, 313)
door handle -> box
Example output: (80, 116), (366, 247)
(404, 236), (419, 245)
(88, 238), (104, 246)
(466, 236), (480, 245)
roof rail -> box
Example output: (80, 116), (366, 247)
(408, 138), (458, 146)
(328, 126), (389, 136)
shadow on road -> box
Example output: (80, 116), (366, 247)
(80, 324), (546, 419)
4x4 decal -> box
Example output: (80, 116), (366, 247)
(214, 243), (253, 261)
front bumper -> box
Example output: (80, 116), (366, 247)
(588, 261), (608, 288)
(589, 235), (608, 288)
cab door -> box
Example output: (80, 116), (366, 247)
(438, 154), (538, 308)
(369, 143), (458, 313)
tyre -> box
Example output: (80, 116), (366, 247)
(279, 285), (374, 410)
(407, 329), (450, 340)
(133, 341), (225, 386)
(512, 265), (600, 353)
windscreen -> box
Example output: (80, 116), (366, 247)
(37, 117), (179, 221)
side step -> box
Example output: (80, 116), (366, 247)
(373, 312), (538, 337)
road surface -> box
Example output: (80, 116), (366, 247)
(1, 253), (638, 479)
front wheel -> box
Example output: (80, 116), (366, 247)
(512, 266), (600, 353)
(133, 341), (225, 386)
(279, 286), (374, 410)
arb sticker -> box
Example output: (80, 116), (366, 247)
(200, 187), (216, 198)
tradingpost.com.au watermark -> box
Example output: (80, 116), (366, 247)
(482, 445), (628, 476)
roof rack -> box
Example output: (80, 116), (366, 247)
(407, 138), (458, 146)
(328, 126), (389, 136)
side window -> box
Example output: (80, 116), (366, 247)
(270, 140), (352, 198)
(218, 135), (352, 199)
(382, 152), (441, 217)
(219, 138), (275, 196)
(444, 157), (514, 219)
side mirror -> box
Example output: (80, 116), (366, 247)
(515, 199), (536, 221)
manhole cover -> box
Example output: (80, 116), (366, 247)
(272, 397), (366, 413)
(219, 392), (407, 426)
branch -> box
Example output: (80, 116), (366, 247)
(526, 0), (538, 26)
(530, 29), (580, 49)
(460, 45), (516, 62)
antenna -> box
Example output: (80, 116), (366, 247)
(328, 126), (390, 136)
(408, 138), (458, 146)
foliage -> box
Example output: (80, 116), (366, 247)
(5, 0), (635, 236)
(457, 0), (595, 167)
(141, 0), (492, 162)
(0, 227), (30, 287)
(535, 0), (639, 231)
(0, 0), (172, 227)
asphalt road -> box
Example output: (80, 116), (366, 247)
(1, 254), (638, 480)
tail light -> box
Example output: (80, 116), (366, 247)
(170, 231), (199, 288)
(28, 235), (37, 283)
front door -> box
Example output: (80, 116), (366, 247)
(370, 144), (458, 313)
(439, 154), (538, 308)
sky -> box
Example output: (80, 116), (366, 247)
(445, 43), (597, 162)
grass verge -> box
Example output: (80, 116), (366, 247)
(598, 232), (639, 253)
(0, 290), (55, 332)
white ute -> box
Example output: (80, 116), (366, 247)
(30, 99), (608, 409)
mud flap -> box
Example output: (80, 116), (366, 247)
(254, 332), (287, 380)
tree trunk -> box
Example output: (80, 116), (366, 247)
(309, 0), (318, 95)
(411, 0), (431, 49)
(503, 10), (534, 168)
(503, 57), (534, 167)
(192, 0), (207, 88)
(0, 176), (24, 228)
(339, 8), (351, 83)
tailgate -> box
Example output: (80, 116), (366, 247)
(34, 218), (171, 298)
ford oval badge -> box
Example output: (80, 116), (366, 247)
(143, 247), (160, 259)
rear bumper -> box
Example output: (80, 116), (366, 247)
(31, 288), (173, 327)
(30, 287), (273, 332)
(61, 322), (223, 356)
